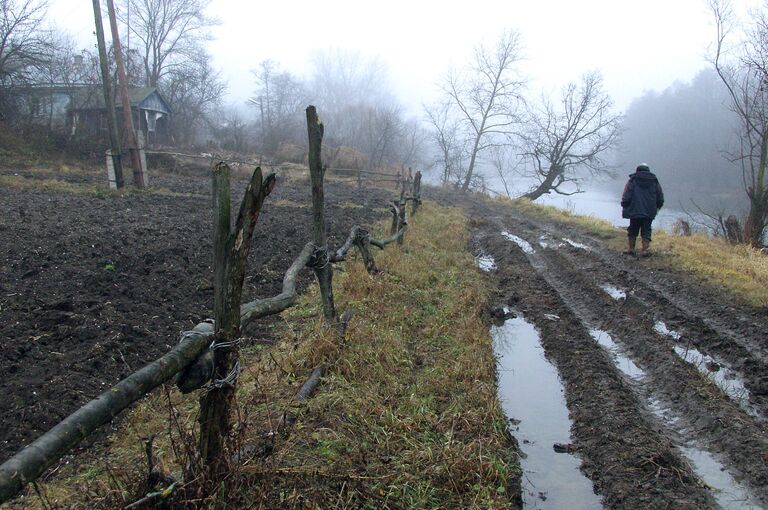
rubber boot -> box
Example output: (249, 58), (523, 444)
(641, 238), (651, 257)
(623, 237), (637, 256)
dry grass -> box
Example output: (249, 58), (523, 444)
(652, 231), (768, 306)
(0, 174), (195, 198)
(11, 201), (518, 509)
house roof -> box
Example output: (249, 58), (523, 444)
(70, 86), (171, 114)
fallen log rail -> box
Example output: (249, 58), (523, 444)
(0, 106), (424, 505)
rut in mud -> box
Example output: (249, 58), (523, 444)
(455, 191), (768, 509)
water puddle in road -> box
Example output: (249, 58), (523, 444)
(492, 314), (602, 509)
(653, 321), (682, 340)
(538, 235), (563, 250)
(588, 329), (646, 380)
(592, 324), (762, 507)
(501, 231), (535, 254)
(654, 322), (756, 417)
(600, 285), (626, 301)
(475, 253), (497, 272)
(648, 399), (763, 509)
(563, 238), (591, 251)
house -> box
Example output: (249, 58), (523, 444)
(13, 84), (171, 146)
(68, 86), (171, 146)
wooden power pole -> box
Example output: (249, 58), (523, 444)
(91, 0), (124, 189)
(105, 0), (145, 188)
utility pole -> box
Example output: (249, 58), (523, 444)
(105, 0), (145, 188)
(91, 0), (124, 189)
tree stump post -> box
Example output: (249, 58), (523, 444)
(390, 201), (400, 236)
(353, 227), (378, 274)
(198, 163), (275, 474)
(397, 201), (407, 246)
(411, 171), (422, 216)
(306, 106), (337, 322)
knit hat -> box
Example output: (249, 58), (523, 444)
(636, 164), (650, 172)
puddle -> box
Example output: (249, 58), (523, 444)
(655, 322), (756, 417)
(600, 285), (626, 301)
(588, 329), (646, 380)
(501, 231), (535, 254)
(597, 325), (763, 507)
(648, 400), (763, 509)
(538, 235), (563, 250)
(563, 238), (591, 251)
(475, 253), (497, 271)
(653, 321), (682, 340)
(680, 447), (764, 509)
(492, 315), (602, 509)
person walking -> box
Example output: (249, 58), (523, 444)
(621, 163), (665, 257)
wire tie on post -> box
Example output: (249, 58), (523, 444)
(307, 244), (330, 270)
(207, 360), (241, 390)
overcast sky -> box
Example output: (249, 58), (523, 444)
(48, 0), (756, 115)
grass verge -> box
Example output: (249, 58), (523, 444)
(9, 200), (519, 509)
(651, 232), (768, 306)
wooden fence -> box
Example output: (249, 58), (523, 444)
(0, 105), (423, 504)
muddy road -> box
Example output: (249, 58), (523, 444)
(453, 191), (768, 509)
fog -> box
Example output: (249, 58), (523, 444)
(15, 0), (764, 232)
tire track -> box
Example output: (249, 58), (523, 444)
(476, 226), (717, 509)
(498, 221), (768, 507)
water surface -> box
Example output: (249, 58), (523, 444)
(492, 315), (602, 509)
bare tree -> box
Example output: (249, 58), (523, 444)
(0, 0), (49, 117)
(710, 0), (768, 246)
(307, 50), (419, 170)
(395, 117), (428, 169)
(489, 145), (524, 198)
(116, 0), (217, 88)
(310, 48), (389, 115)
(164, 50), (226, 145)
(424, 100), (468, 186)
(519, 71), (621, 200)
(214, 105), (251, 152)
(441, 30), (525, 191)
(249, 59), (307, 155)
(25, 35), (98, 130)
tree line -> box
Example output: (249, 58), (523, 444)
(423, 30), (622, 201)
(3, 0), (768, 245)
(0, 0), (427, 173)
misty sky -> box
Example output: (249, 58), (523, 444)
(48, 0), (756, 114)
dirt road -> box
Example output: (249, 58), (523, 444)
(456, 191), (768, 509)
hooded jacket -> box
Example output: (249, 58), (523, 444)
(621, 168), (664, 219)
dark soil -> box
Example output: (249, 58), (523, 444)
(0, 164), (394, 464)
(434, 189), (768, 509)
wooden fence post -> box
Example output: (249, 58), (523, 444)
(411, 171), (422, 216)
(198, 163), (275, 473)
(397, 201), (407, 246)
(306, 106), (337, 322)
(353, 227), (378, 273)
(390, 201), (400, 236)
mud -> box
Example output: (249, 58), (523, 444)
(440, 190), (768, 509)
(0, 165), (394, 463)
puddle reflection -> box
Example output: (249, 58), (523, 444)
(475, 253), (497, 272)
(654, 322), (758, 418)
(492, 315), (602, 509)
(501, 231), (535, 254)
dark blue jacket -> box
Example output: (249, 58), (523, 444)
(621, 169), (664, 219)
